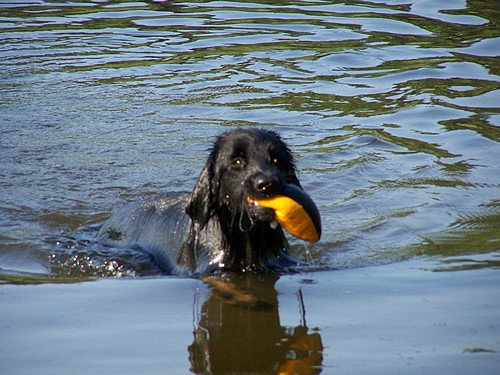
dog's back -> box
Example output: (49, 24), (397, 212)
(98, 193), (192, 273)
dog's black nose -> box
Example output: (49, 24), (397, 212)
(255, 175), (281, 195)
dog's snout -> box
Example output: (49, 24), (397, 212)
(254, 174), (281, 195)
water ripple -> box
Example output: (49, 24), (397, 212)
(0, 0), (499, 273)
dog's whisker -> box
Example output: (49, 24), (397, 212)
(238, 200), (254, 232)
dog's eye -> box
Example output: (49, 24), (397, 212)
(270, 150), (282, 167)
(270, 154), (282, 167)
(232, 158), (244, 168)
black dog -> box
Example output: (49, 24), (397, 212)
(99, 128), (315, 275)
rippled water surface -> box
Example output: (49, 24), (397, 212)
(1, 0), (499, 373)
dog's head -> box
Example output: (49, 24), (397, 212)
(187, 128), (301, 229)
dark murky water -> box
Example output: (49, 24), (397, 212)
(1, 0), (499, 373)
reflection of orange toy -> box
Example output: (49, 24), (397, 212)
(248, 184), (321, 243)
(279, 333), (323, 375)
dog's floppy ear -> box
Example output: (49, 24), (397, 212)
(286, 170), (302, 189)
(186, 154), (217, 228)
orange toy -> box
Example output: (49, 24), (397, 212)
(248, 184), (321, 242)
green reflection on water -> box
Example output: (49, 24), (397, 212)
(0, 273), (95, 285)
(441, 114), (500, 143)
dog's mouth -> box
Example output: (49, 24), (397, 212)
(233, 195), (276, 234)
(246, 198), (277, 222)
(246, 184), (321, 242)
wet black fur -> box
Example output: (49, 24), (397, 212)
(98, 128), (303, 275)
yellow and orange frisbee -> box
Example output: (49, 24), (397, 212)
(248, 184), (321, 242)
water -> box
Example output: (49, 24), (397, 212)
(1, 0), (499, 373)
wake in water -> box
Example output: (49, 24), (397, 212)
(47, 225), (163, 278)
(46, 224), (323, 278)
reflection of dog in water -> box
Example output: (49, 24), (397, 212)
(189, 275), (323, 374)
